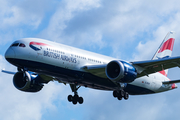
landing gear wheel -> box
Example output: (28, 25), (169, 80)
(72, 94), (78, 105)
(72, 98), (78, 105)
(74, 94), (79, 100)
(124, 92), (129, 100)
(120, 90), (124, 97)
(68, 95), (73, 102)
(78, 97), (84, 104)
(117, 96), (122, 100)
(113, 91), (118, 98)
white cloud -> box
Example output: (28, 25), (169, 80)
(39, 0), (103, 47)
(133, 11), (180, 61)
(81, 88), (177, 120)
(0, 0), (58, 45)
(38, 0), (180, 58)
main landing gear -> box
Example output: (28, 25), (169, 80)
(113, 90), (129, 100)
(67, 84), (84, 105)
(68, 94), (83, 105)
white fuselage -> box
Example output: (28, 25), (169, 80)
(5, 38), (176, 95)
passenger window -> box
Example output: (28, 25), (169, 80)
(11, 43), (19, 47)
(19, 43), (26, 47)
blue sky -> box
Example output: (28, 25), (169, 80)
(1, 0), (180, 120)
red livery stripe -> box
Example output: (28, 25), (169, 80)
(159, 70), (167, 76)
(171, 83), (176, 89)
(158, 38), (175, 53)
(29, 42), (50, 46)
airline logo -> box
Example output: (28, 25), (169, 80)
(29, 42), (49, 51)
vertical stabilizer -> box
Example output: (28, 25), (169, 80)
(152, 31), (175, 60)
(152, 31), (175, 76)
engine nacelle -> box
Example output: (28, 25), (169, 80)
(13, 71), (44, 92)
(105, 60), (137, 83)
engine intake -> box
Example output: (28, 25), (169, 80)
(13, 71), (44, 92)
(105, 60), (137, 83)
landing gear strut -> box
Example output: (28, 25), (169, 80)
(67, 84), (84, 105)
(113, 90), (129, 100)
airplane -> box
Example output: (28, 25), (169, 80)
(2, 31), (180, 105)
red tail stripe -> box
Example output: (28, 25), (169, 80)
(158, 38), (175, 53)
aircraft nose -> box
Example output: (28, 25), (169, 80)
(5, 48), (15, 59)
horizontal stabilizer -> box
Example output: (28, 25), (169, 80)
(163, 80), (180, 84)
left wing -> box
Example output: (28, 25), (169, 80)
(2, 69), (16, 74)
(2, 69), (54, 82)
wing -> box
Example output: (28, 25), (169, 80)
(132, 56), (180, 77)
(82, 56), (180, 79)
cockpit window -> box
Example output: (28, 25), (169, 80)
(11, 43), (19, 47)
(10, 43), (26, 47)
(19, 43), (26, 47)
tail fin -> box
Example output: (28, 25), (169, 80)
(152, 31), (175, 76)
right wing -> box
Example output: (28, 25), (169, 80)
(132, 56), (180, 77)
(82, 56), (180, 79)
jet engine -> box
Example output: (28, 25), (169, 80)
(13, 71), (44, 92)
(105, 60), (137, 83)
